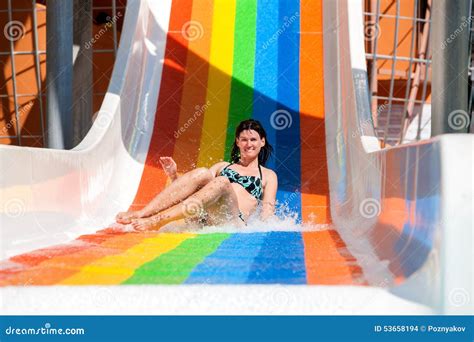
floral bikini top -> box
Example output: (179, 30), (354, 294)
(220, 162), (264, 201)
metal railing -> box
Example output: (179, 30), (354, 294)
(364, 0), (432, 147)
(0, 0), (46, 145)
(0, 0), (125, 147)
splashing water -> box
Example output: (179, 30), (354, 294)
(111, 201), (331, 234)
(160, 202), (330, 234)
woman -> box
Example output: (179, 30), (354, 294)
(115, 119), (278, 230)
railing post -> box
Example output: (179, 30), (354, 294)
(46, 0), (73, 149)
(73, 0), (93, 146)
(431, 0), (471, 136)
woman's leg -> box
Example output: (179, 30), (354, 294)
(131, 176), (243, 230)
(116, 167), (214, 224)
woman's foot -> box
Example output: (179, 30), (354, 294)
(131, 215), (165, 231)
(115, 210), (144, 224)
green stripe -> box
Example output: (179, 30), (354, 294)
(224, 0), (258, 160)
(122, 234), (230, 284)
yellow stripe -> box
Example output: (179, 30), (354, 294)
(60, 233), (195, 285)
(197, 0), (237, 166)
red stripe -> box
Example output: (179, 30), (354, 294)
(131, 0), (194, 208)
(8, 229), (126, 267)
(172, 0), (214, 171)
(1, 231), (154, 286)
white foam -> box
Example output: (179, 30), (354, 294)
(108, 203), (332, 234)
(109, 212), (331, 234)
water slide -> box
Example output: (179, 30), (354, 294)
(0, 0), (472, 315)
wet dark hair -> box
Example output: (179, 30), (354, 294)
(231, 119), (273, 166)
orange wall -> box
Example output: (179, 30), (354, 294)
(365, 0), (431, 103)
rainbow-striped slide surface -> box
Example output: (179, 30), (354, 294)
(1, 0), (363, 287)
(1, 229), (365, 286)
(131, 0), (330, 224)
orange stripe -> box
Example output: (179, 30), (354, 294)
(299, 0), (330, 224)
(173, 0), (214, 171)
(0, 267), (78, 286)
(303, 230), (367, 285)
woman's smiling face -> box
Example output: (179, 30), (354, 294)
(236, 129), (266, 160)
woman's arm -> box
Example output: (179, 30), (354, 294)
(260, 170), (278, 220)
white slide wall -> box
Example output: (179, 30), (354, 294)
(323, 0), (473, 314)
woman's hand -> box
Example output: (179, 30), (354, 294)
(159, 156), (178, 181)
(260, 201), (276, 221)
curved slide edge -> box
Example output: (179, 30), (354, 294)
(0, 0), (172, 258)
(323, 0), (473, 314)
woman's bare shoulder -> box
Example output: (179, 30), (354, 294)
(261, 166), (277, 179)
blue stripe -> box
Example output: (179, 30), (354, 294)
(252, 0), (279, 171)
(185, 233), (267, 284)
(276, 1), (302, 221)
(247, 232), (307, 284)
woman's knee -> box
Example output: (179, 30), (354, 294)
(192, 167), (213, 184)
